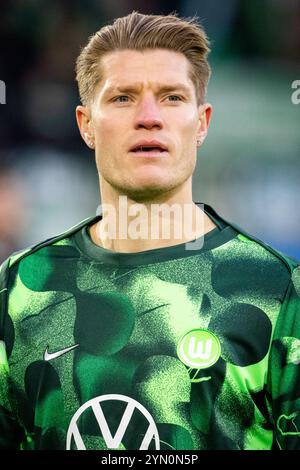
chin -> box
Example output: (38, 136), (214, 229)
(124, 186), (173, 202)
(103, 171), (190, 203)
(115, 181), (180, 203)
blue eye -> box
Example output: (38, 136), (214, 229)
(167, 95), (182, 101)
(114, 95), (129, 102)
(113, 94), (182, 103)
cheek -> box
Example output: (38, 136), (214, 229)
(95, 121), (114, 143)
(177, 113), (198, 166)
(93, 112), (121, 145)
(174, 110), (199, 138)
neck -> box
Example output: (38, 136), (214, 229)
(90, 181), (217, 253)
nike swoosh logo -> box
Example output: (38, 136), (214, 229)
(44, 344), (79, 361)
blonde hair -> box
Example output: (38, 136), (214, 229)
(76, 11), (211, 107)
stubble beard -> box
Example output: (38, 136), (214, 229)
(102, 173), (190, 203)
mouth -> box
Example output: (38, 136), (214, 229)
(129, 146), (168, 157)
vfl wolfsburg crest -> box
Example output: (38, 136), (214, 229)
(177, 329), (221, 371)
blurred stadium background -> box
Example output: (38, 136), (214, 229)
(0, 0), (299, 262)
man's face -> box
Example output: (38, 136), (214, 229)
(78, 49), (211, 201)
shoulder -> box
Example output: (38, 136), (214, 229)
(0, 215), (99, 336)
(204, 203), (299, 300)
(0, 216), (98, 280)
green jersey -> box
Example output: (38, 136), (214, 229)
(0, 203), (299, 450)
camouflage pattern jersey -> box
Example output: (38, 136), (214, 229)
(0, 202), (300, 450)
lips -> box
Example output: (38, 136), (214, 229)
(130, 147), (168, 158)
(131, 146), (166, 153)
(129, 140), (168, 153)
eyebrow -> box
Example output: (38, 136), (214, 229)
(102, 83), (192, 98)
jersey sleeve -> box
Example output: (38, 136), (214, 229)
(0, 257), (25, 449)
(268, 264), (300, 449)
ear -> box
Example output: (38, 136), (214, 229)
(76, 105), (95, 149)
(196, 103), (212, 148)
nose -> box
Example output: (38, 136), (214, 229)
(133, 94), (164, 130)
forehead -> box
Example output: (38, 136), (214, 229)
(98, 49), (194, 91)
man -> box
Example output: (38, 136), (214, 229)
(0, 11), (300, 451)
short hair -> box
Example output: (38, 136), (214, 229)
(75, 11), (211, 107)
